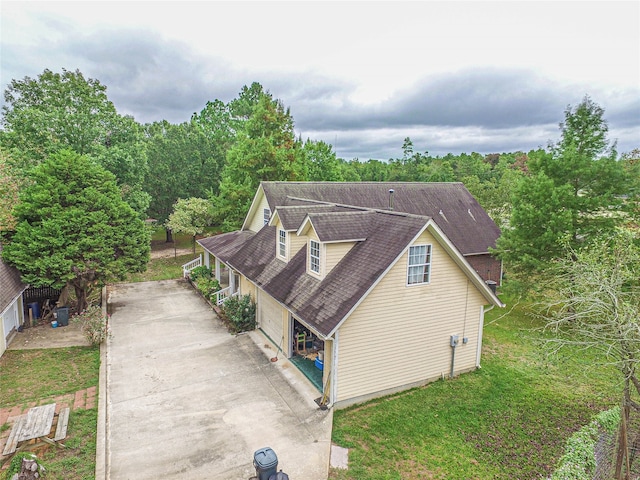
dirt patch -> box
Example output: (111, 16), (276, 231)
(7, 320), (90, 350)
(150, 240), (194, 259)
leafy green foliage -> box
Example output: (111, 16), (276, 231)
(551, 407), (620, 480)
(221, 294), (256, 333)
(0, 68), (149, 215)
(189, 265), (213, 281)
(73, 305), (111, 346)
(144, 120), (224, 223)
(1, 150), (150, 310)
(495, 97), (627, 282)
(214, 90), (304, 231)
(165, 197), (214, 252)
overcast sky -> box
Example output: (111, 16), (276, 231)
(1, 1), (638, 160)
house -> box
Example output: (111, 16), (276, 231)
(197, 182), (504, 408)
(0, 245), (27, 357)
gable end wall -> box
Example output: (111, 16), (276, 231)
(335, 229), (486, 404)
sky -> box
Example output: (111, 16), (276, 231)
(1, 1), (639, 161)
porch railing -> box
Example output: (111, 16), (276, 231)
(182, 255), (202, 278)
(215, 286), (239, 306)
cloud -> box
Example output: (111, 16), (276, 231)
(2, 14), (637, 160)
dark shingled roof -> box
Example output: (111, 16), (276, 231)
(304, 211), (373, 242)
(261, 182), (500, 255)
(201, 210), (427, 337)
(276, 204), (346, 231)
(0, 245), (27, 313)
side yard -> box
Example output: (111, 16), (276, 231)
(329, 299), (619, 479)
(0, 347), (100, 480)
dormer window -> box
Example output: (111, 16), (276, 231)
(407, 244), (432, 285)
(278, 229), (287, 258)
(310, 240), (320, 274)
(263, 208), (271, 225)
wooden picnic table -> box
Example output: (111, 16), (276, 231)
(2, 403), (68, 456)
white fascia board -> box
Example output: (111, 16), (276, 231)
(325, 222), (430, 338)
(241, 183), (266, 231)
(425, 219), (505, 308)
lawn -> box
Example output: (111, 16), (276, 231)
(0, 347), (100, 480)
(329, 297), (620, 479)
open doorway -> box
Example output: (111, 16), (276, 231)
(289, 317), (324, 392)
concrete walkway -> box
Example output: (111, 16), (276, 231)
(104, 280), (332, 479)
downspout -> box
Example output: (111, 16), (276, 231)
(327, 331), (338, 408)
(476, 304), (494, 368)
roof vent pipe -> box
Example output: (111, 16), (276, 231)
(388, 189), (395, 210)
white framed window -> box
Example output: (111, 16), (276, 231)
(310, 240), (320, 274)
(407, 244), (431, 285)
(278, 229), (287, 258)
(263, 208), (271, 225)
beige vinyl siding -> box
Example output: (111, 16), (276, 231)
(290, 233), (307, 259)
(335, 229), (486, 404)
(325, 242), (355, 275)
(240, 276), (256, 301)
(247, 194), (271, 232)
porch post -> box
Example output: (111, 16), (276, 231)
(215, 258), (221, 281)
(229, 270), (236, 293)
(203, 251), (210, 268)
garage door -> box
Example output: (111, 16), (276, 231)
(2, 302), (19, 342)
(258, 291), (284, 345)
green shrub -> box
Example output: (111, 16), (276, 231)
(195, 277), (221, 299)
(551, 406), (620, 480)
(221, 294), (256, 333)
(189, 265), (212, 281)
(73, 305), (110, 346)
(3, 453), (45, 479)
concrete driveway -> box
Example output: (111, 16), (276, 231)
(104, 280), (332, 479)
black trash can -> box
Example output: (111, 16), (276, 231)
(253, 447), (278, 480)
(56, 306), (70, 327)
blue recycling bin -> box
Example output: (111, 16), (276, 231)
(28, 302), (41, 319)
(253, 447), (278, 480)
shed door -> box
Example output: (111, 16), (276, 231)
(259, 291), (283, 345)
(3, 302), (19, 341)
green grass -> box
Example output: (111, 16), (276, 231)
(330, 297), (619, 479)
(124, 228), (219, 283)
(124, 253), (197, 282)
(0, 348), (100, 478)
(41, 408), (97, 480)
(0, 347), (100, 408)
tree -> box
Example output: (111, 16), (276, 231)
(0, 68), (149, 215)
(301, 139), (344, 181)
(144, 120), (224, 241)
(165, 198), (215, 253)
(541, 229), (640, 479)
(495, 97), (626, 281)
(1, 150), (150, 311)
(0, 148), (22, 233)
(213, 89), (304, 230)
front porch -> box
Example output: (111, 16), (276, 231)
(182, 254), (238, 306)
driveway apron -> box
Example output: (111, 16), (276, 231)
(106, 280), (332, 479)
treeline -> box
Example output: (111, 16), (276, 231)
(1, 69), (638, 291)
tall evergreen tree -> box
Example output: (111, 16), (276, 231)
(1, 150), (150, 311)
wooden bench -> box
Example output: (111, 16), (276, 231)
(2, 414), (26, 455)
(53, 407), (70, 442)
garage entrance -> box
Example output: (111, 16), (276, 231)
(289, 317), (324, 391)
